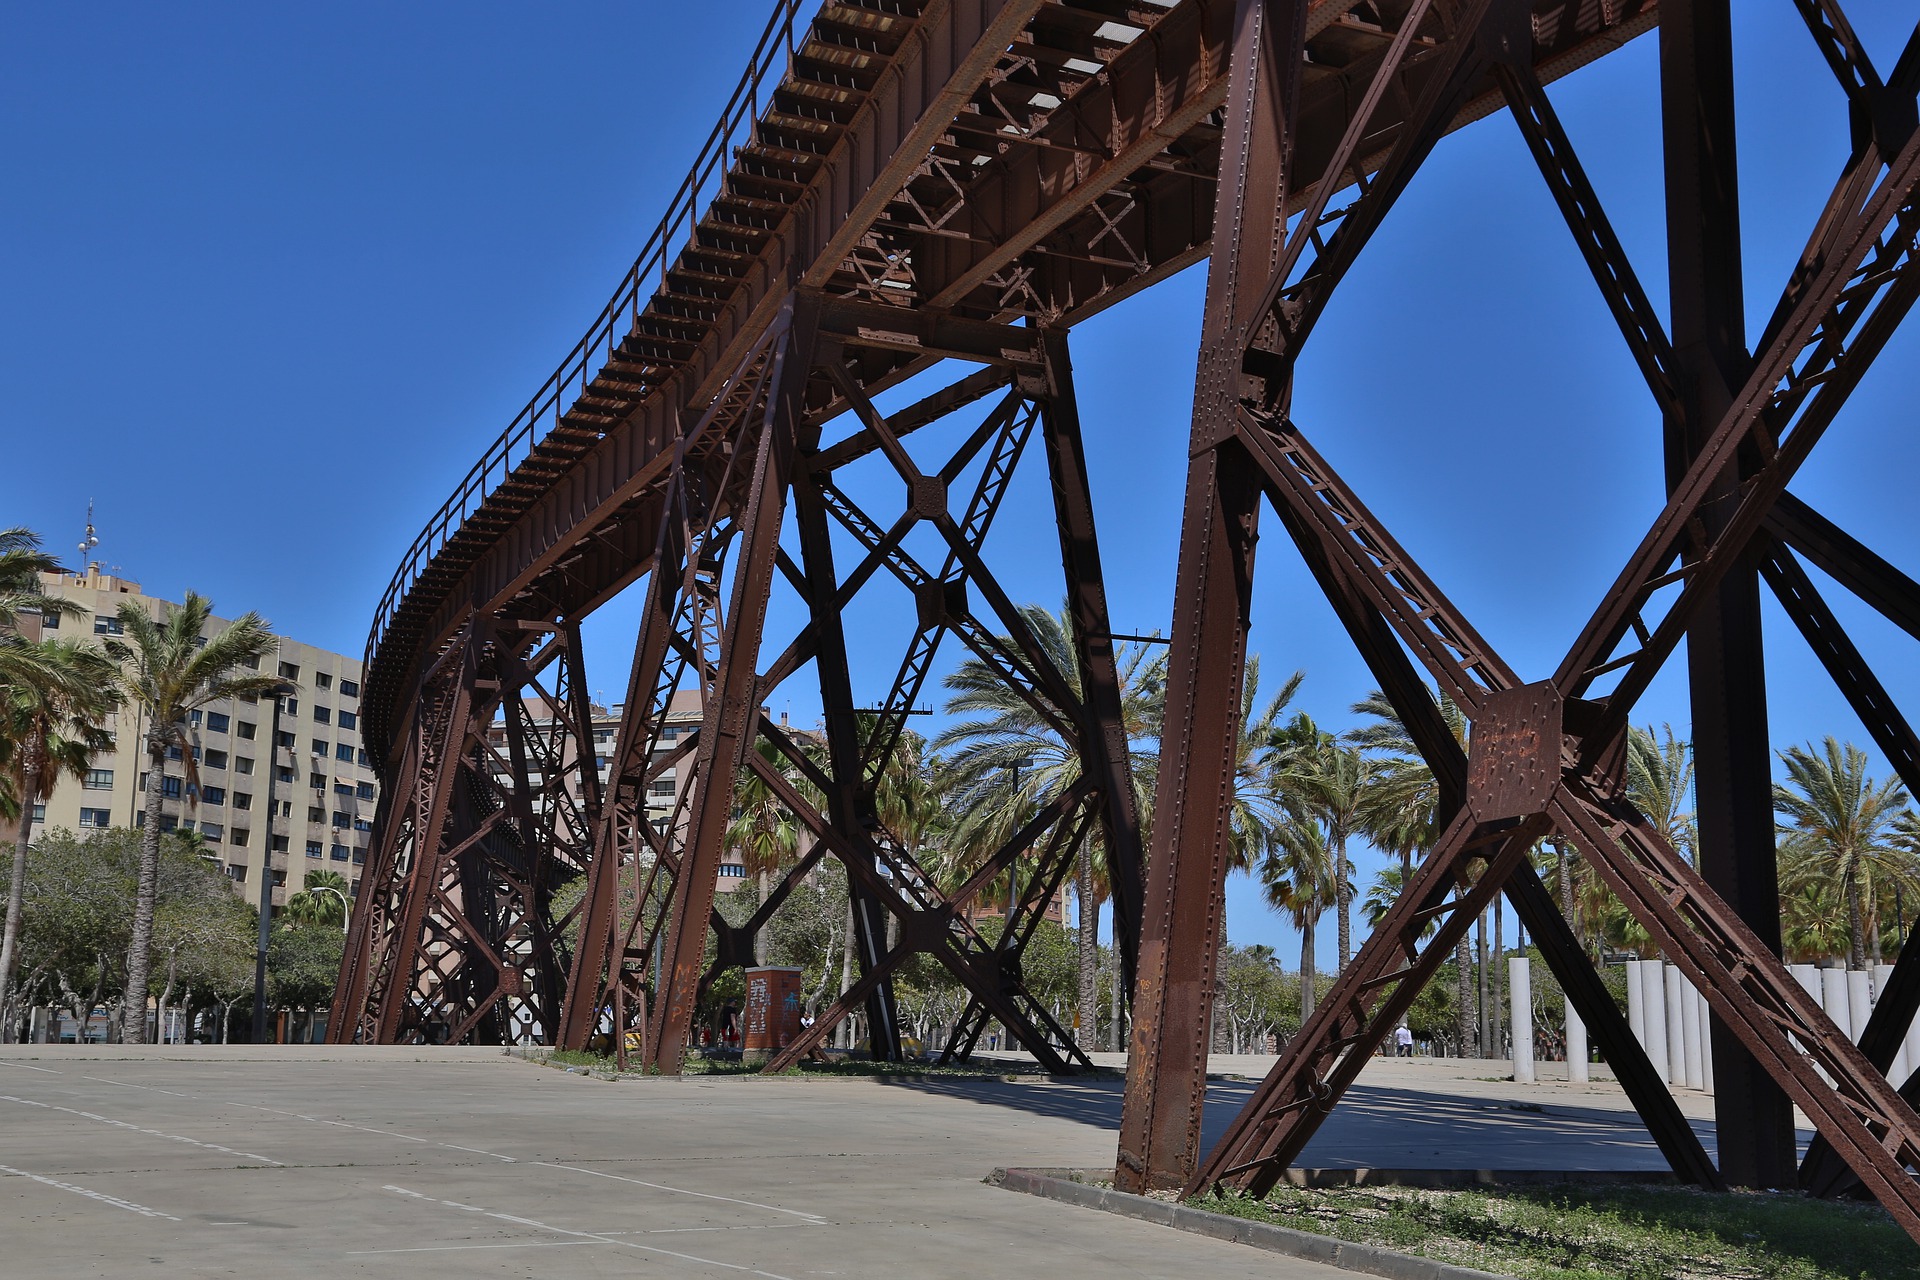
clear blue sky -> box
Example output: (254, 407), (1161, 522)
(6, 4), (1917, 969)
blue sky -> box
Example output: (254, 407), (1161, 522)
(6, 4), (1918, 968)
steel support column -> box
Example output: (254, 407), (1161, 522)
(1660, 0), (1794, 1188)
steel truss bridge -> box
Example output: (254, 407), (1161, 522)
(328, 0), (1920, 1237)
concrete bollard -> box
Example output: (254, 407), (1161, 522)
(1510, 957), (1534, 1083)
(1665, 964), (1689, 1089)
(1874, 965), (1906, 1085)
(1822, 966), (1853, 1040)
(1697, 987), (1714, 1094)
(1626, 960), (1646, 1048)
(1679, 967), (1705, 1091)
(1794, 963), (1832, 1087)
(1642, 959), (1670, 1083)
(1565, 995), (1589, 1084)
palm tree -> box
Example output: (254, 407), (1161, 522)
(936, 603), (1166, 1050)
(1626, 725), (1697, 866)
(0, 638), (121, 1027)
(1261, 817), (1335, 1019)
(1774, 738), (1910, 970)
(0, 528), (84, 696)
(283, 869), (350, 929)
(726, 738), (807, 902)
(108, 592), (281, 1042)
(1277, 728), (1371, 973)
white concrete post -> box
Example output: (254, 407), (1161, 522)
(1903, 995), (1920, 1090)
(1874, 964), (1906, 1085)
(1848, 969), (1874, 1050)
(1679, 968), (1704, 1091)
(1822, 966), (1853, 1038)
(1664, 963), (1687, 1087)
(1510, 957), (1535, 1083)
(1626, 960), (1646, 1048)
(1642, 958), (1670, 1083)
(1697, 987), (1714, 1094)
(1565, 995), (1588, 1084)
(1794, 963), (1831, 1086)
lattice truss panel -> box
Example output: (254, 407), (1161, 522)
(1117, 0), (1920, 1245)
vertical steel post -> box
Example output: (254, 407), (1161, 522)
(1117, 0), (1301, 1194)
(251, 678), (285, 1044)
(1659, 0), (1794, 1188)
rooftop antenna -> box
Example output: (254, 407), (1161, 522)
(77, 500), (99, 572)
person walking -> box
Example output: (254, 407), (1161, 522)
(1395, 1024), (1414, 1058)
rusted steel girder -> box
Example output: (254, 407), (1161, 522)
(1123, 0), (1920, 1240)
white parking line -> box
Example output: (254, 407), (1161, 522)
(0, 1061), (59, 1073)
(529, 1161), (826, 1222)
(0, 1095), (285, 1166)
(347, 1240), (607, 1255)
(0, 1162), (179, 1220)
(82, 1075), (197, 1098)
(380, 1184), (797, 1278)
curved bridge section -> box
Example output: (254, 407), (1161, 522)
(332, 0), (1920, 1246)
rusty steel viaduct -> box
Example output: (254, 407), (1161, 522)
(326, 0), (1920, 1236)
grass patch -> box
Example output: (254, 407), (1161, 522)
(1187, 1182), (1919, 1280)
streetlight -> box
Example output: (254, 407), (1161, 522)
(252, 665), (294, 1044)
(309, 885), (351, 935)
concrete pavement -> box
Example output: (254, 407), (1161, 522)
(0, 1045), (1356, 1279)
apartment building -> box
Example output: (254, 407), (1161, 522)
(19, 566), (380, 910)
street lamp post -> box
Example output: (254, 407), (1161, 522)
(999, 757), (1033, 1053)
(310, 885), (351, 935)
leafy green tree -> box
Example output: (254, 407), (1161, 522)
(1775, 738), (1910, 969)
(1276, 725), (1372, 973)
(1626, 725), (1697, 866)
(268, 921), (345, 1040)
(107, 592), (282, 1041)
(0, 637), (120, 1026)
(0, 528), (84, 693)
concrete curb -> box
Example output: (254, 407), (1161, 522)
(986, 1168), (1514, 1280)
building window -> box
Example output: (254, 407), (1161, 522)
(271, 869), (286, 888)
(308, 806), (325, 823)
(235, 756), (254, 775)
(357, 749), (370, 767)
(83, 768), (113, 790)
(309, 772), (325, 789)
(40, 611), (59, 630)
(237, 721), (257, 740)
(232, 792), (252, 811)
(279, 661), (300, 681)
(206, 712), (230, 734)
(241, 655), (258, 670)
(165, 743), (183, 761)
(337, 710), (357, 731)
(230, 828), (249, 847)
(158, 815), (178, 833)
(329, 844), (350, 862)
(649, 780), (675, 797)
(335, 742), (354, 762)
(270, 835), (288, 853)
(202, 786), (226, 805)
(313, 706), (331, 725)
(340, 679), (359, 698)
(78, 808), (111, 829)
(357, 781), (376, 800)
(332, 812), (350, 829)
(201, 822), (224, 841)
(228, 864), (247, 883)
(306, 841), (323, 858)
(354, 818), (371, 832)
(93, 615), (124, 635)
(276, 766), (295, 783)
(275, 731), (296, 749)
(312, 739), (328, 757)
(277, 799), (291, 818)
(205, 749), (228, 770)
(315, 672), (332, 690)
(161, 776), (183, 798)
(282, 697), (298, 716)
(333, 782), (354, 797)
(189, 709), (202, 727)
(719, 864), (746, 878)
(352, 847), (366, 865)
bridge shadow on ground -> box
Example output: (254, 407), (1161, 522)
(880, 1075), (1734, 1171)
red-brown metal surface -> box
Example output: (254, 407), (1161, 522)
(338, 0), (1920, 1243)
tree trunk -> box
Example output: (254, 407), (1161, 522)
(837, 898), (855, 1050)
(1476, 912), (1491, 1058)
(1556, 840), (1577, 945)
(1847, 871), (1868, 971)
(1075, 840), (1098, 1051)
(1455, 936), (1473, 1056)
(0, 776), (39, 1038)
(1299, 913), (1318, 1021)
(1492, 895), (1505, 1059)
(1335, 838), (1351, 975)
(157, 950), (178, 1045)
(122, 740), (168, 1043)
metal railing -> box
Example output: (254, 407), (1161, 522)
(365, 0), (808, 673)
